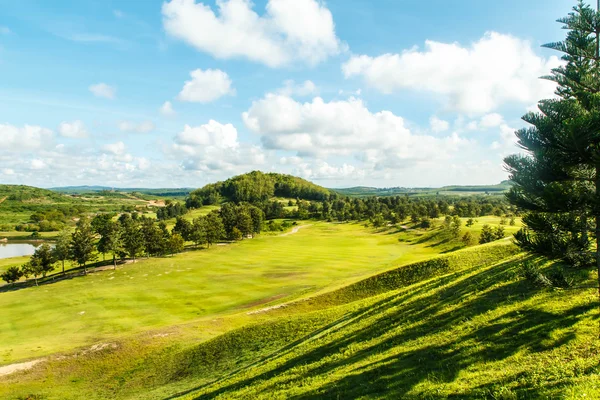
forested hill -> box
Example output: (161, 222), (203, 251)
(186, 171), (331, 207)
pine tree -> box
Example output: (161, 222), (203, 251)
(70, 219), (97, 275)
(505, 2), (600, 293)
(53, 229), (71, 275)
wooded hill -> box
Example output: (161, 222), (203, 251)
(186, 171), (331, 207)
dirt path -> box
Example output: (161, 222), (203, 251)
(0, 196), (7, 205)
(279, 224), (312, 237)
(0, 359), (45, 377)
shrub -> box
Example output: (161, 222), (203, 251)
(1, 266), (23, 284)
(518, 261), (552, 287)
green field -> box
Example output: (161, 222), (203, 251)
(2, 215), (598, 399)
(0, 222), (451, 363)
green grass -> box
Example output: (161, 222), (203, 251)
(4, 216), (595, 400)
(0, 221), (453, 364)
(2, 239), (597, 399)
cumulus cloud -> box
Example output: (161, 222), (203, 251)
(429, 116), (449, 133)
(160, 101), (176, 116)
(171, 120), (265, 172)
(31, 159), (48, 170)
(89, 83), (116, 99)
(162, 0), (343, 67)
(278, 80), (317, 97)
(0, 124), (54, 151)
(58, 120), (88, 138)
(342, 32), (561, 113)
(479, 113), (504, 129)
(243, 94), (467, 170)
(118, 121), (155, 133)
(177, 69), (235, 103)
(294, 161), (364, 180)
(103, 141), (126, 155)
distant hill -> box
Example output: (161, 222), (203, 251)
(187, 171), (331, 206)
(51, 186), (193, 198)
(333, 181), (513, 197)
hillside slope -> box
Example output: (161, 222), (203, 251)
(2, 240), (597, 399)
(172, 244), (598, 399)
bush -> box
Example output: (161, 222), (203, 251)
(1, 266), (24, 284)
(518, 261), (552, 287)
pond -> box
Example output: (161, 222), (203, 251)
(0, 242), (45, 260)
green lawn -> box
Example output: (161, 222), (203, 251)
(0, 221), (454, 364)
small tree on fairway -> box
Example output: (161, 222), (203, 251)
(249, 206), (264, 237)
(204, 212), (225, 247)
(103, 221), (124, 269)
(1, 266), (23, 285)
(70, 219), (97, 275)
(122, 216), (145, 262)
(190, 217), (208, 248)
(30, 243), (56, 278)
(173, 217), (193, 241)
(479, 224), (496, 244)
(167, 233), (185, 256)
(21, 260), (48, 286)
(236, 207), (253, 238)
(53, 229), (71, 275)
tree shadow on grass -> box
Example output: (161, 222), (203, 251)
(182, 257), (595, 400)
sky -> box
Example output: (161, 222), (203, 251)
(0, 0), (573, 189)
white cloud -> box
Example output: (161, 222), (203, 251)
(243, 94), (467, 170)
(160, 101), (176, 116)
(162, 0), (343, 67)
(89, 83), (116, 99)
(58, 120), (88, 138)
(429, 116), (449, 133)
(0, 26), (11, 35)
(479, 113), (504, 128)
(118, 121), (155, 133)
(279, 80), (317, 97)
(294, 161), (364, 180)
(31, 159), (48, 170)
(177, 69), (235, 103)
(114, 10), (124, 18)
(0, 124), (54, 151)
(2, 168), (14, 175)
(103, 141), (126, 155)
(342, 32), (561, 113)
(171, 120), (265, 172)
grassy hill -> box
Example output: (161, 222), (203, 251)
(1, 217), (598, 399)
(0, 184), (158, 232)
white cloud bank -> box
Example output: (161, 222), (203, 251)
(171, 120), (265, 173)
(162, 0), (343, 67)
(243, 94), (468, 171)
(0, 124), (54, 151)
(58, 120), (88, 138)
(343, 32), (561, 113)
(177, 69), (235, 103)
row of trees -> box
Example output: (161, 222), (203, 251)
(249, 196), (515, 225)
(156, 202), (188, 221)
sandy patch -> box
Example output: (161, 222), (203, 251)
(0, 359), (45, 377)
(279, 224), (311, 237)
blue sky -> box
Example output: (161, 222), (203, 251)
(0, 0), (571, 188)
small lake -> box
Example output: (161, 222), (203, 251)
(0, 242), (45, 260)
